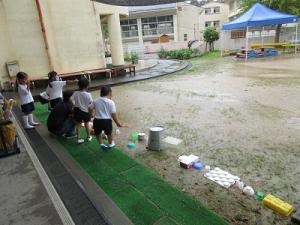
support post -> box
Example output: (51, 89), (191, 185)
(137, 18), (143, 46)
(220, 31), (223, 56)
(262, 26), (264, 46)
(295, 23), (298, 55)
(246, 27), (249, 61)
(107, 13), (125, 66)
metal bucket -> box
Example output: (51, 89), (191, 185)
(147, 127), (164, 151)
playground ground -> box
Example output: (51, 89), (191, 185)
(94, 53), (300, 225)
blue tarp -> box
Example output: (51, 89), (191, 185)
(223, 3), (298, 30)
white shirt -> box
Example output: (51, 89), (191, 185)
(47, 81), (66, 100)
(71, 91), (93, 113)
(18, 84), (34, 105)
(90, 97), (116, 119)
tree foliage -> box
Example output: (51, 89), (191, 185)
(203, 28), (219, 51)
(241, 0), (300, 16)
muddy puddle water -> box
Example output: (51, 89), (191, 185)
(91, 55), (300, 225)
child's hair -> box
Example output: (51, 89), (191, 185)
(15, 72), (28, 91)
(48, 71), (58, 88)
(63, 90), (74, 102)
(78, 77), (89, 90)
(16, 72), (28, 81)
(100, 86), (112, 97)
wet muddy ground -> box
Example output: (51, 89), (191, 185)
(91, 54), (300, 225)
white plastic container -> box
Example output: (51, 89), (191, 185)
(147, 127), (164, 151)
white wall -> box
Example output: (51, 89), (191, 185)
(219, 27), (299, 50)
(0, 0), (50, 82)
(40, 0), (106, 74)
(0, 0), (128, 82)
(0, 1), (15, 81)
(176, 2), (200, 41)
(199, 2), (229, 36)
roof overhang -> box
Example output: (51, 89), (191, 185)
(92, 0), (184, 6)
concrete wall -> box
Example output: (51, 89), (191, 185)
(176, 2), (200, 41)
(219, 26), (299, 50)
(39, 0), (107, 74)
(199, 2), (229, 37)
(0, 0), (50, 82)
(0, 0), (128, 83)
(0, 1), (15, 82)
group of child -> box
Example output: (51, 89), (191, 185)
(16, 71), (125, 148)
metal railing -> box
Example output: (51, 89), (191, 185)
(122, 30), (139, 38)
(142, 27), (174, 36)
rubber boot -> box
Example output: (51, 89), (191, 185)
(28, 114), (39, 126)
(23, 115), (34, 129)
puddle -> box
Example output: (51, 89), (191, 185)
(90, 55), (300, 225)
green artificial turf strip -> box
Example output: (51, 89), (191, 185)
(155, 217), (178, 225)
(34, 103), (229, 225)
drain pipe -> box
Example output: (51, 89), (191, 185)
(35, 0), (54, 71)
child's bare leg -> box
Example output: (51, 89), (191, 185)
(76, 123), (81, 140)
(96, 134), (103, 144)
(108, 134), (113, 145)
(84, 122), (91, 138)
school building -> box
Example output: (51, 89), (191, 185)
(225, 0), (241, 20)
(199, 1), (229, 39)
(120, 2), (201, 49)
(0, 0), (128, 84)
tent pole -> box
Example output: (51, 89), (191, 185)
(246, 27), (249, 61)
(221, 31), (223, 56)
(262, 26), (264, 46)
(295, 23), (298, 55)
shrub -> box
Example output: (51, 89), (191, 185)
(124, 52), (131, 62)
(158, 48), (201, 60)
(158, 48), (168, 59)
(124, 51), (139, 64)
(130, 51), (139, 64)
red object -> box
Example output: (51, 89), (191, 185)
(180, 162), (192, 169)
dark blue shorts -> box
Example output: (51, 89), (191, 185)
(21, 102), (35, 115)
(50, 98), (62, 109)
(93, 119), (112, 136)
(73, 107), (91, 123)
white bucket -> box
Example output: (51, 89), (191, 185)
(147, 126), (164, 151)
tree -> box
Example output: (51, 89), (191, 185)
(240, 0), (300, 42)
(203, 28), (219, 52)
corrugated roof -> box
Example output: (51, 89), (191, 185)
(129, 3), (177, 13)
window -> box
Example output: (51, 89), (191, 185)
(141, 15), (174, 36)
(213, 21), (220, 27)
(205, 21), (211, 27)
(120, 19), (138, 38)
(213, 7), (220, 14)
(204, 8), (211, 15)
(231, 30), (246, 39)
(184, 34), (188, 41)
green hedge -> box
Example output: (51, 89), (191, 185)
(158, 48), (201, 60)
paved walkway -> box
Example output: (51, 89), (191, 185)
(0, 138), (63, 225)
(31, 59), (189, 97)
(89, 59), (189, 88)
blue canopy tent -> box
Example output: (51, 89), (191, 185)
(221, 3), (299, 59)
